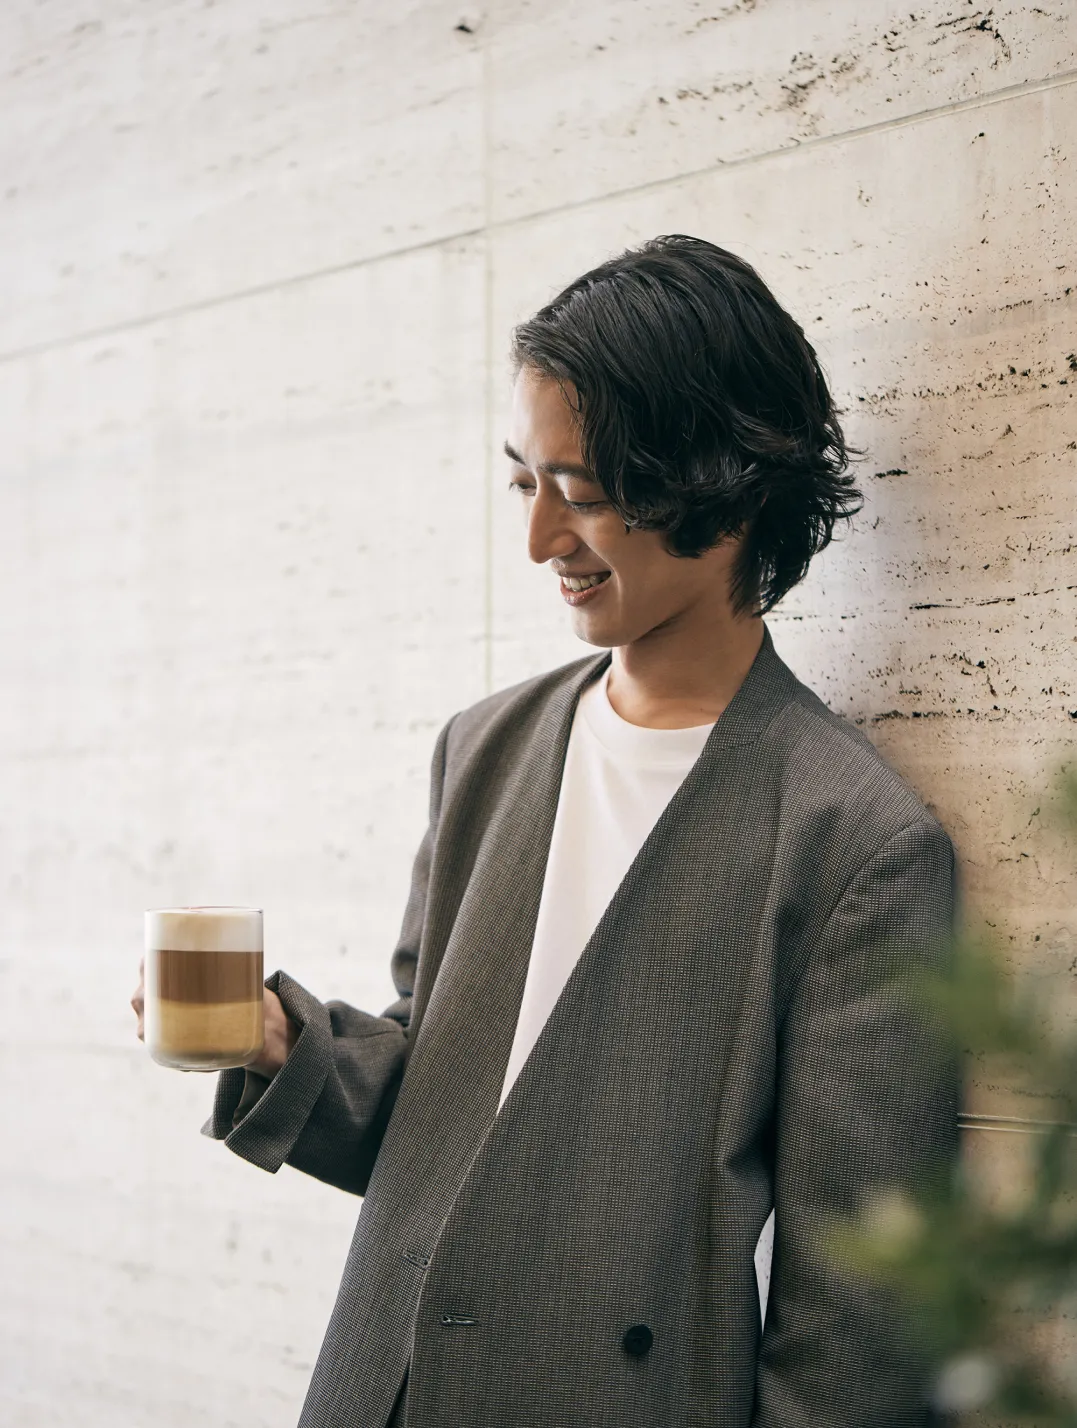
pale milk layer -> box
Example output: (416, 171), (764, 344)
(147, 997), (264, 1067)
(145, 907), (262, 953)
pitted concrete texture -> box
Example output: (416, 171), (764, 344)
(1, 2), (1074, 1424)
(485, 0), (1076, 220)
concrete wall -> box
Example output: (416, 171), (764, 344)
(1, 3), (1073, 1423)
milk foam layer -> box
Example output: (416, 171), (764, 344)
(145, 907), (262, 953)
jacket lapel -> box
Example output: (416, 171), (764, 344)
(370, 650), (611, 1233)
(408, 648), (609, 1059)
(386, 623), (797, 1219)
(484, 621), (799, 1111)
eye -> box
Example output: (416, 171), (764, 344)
(507, 480), (606, 512)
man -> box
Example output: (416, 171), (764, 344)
(134, 235), (958, 1426)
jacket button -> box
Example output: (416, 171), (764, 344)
(621, 1324), (653, 1358)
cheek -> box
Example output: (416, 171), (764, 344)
(596, 514), (646, 563)
(608, 531), (671, 587)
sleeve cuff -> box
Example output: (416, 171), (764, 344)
(199, 969), (334, 1174)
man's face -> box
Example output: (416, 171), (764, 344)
(504, 366), (745, 649)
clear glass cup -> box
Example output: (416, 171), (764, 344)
(144, 907), (264, 1070)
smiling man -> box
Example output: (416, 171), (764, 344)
(138, 235), (959, 1427)
(502, 366), (766, 731)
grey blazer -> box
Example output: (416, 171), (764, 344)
(205, 622), (959, 1428)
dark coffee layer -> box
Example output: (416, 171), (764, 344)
(153, 948), (263, 1004)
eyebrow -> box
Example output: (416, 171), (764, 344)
(503, 440), (599, 484)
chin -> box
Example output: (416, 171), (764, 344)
(570, 614), (627, 650)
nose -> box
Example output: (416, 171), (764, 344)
(525, 486), (581, 567)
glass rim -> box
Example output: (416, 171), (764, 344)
(145, 905), (263, 914)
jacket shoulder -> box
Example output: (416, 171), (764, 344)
(770, 673), (952, 852)
(443, 652), (604, 761)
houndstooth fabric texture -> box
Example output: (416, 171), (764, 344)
(204, 623), (959, 1428)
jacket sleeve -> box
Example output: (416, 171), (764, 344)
(754, 815), (960, 1428)
(200, 714), (454, 1196)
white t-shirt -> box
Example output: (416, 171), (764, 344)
(496, 661), (774, 1320)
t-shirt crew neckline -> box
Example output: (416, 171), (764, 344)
(579, 664), (717, 766)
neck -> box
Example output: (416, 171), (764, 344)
(606, 611), (766, 730)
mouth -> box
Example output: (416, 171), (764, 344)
(558, 570), (611, 607)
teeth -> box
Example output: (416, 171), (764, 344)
(563, 573), (609, 591)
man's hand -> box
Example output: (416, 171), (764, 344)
(130, 959), (298, 1077)
(131, 957), (146, 1041)
(244, 987), (299, 1078)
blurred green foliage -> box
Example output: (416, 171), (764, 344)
(830, 766), (1077, 1426)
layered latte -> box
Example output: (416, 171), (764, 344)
(144, 908), (264, 1070)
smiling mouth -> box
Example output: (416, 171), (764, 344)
(559, 571), (611, 607)
(559, 571), (611, 592)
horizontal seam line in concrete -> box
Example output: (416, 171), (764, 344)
(2, 66), (1074, 370)
(0, 222), (488, 369)
(495, 65), (1077, 231)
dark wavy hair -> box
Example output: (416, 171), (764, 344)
(510, 235), (863, 616)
